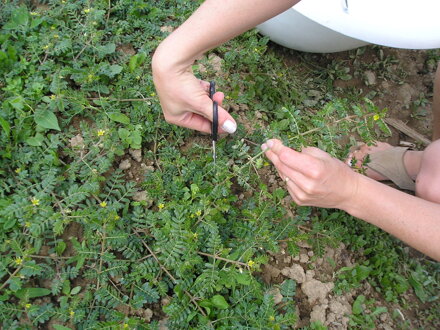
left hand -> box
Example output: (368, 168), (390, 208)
(262, 139), (360, 209)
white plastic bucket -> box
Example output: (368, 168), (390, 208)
(257, 0), (440, 53)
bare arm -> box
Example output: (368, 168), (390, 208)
(263, 139), (440, 261)
(344, 175), (440, 261)
(152, 0), (300, 133)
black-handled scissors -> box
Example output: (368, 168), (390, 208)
(209, 81), (218, 164)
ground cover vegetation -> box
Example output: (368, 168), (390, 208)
(0, 0), (439, 328)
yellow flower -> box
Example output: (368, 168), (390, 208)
(30, 12), (39, 16)
(247, 260), (255, 268)
(263, 161), (270, 167)
(31, 198), (40, 206)
(54, 34), (59, 39)
(15, 257), (23, 265)
(25, 222), (31, 228)
(70, 310), (75, 317)
(84, 8), (91, 13)
(50, 26), (56, 30)
(123, 324), (129, 329)
(25, 303), (32, 309)
(43, 44), (50, 50)
(373, 114), (380, 121)
(195, 210), (202, 216)
(15, 168), (22, 174)
(269, 315), (275, 321)
(100, 201), (107, 208)
(225, 95), (231, 100)
(192, 232), (198, 239)
(50, 94), (56, 100)
(97, 129), (106, 136)
(150, 92), (156, 97)
(158, 203), (165, 210)
(114, 215), (120, 220)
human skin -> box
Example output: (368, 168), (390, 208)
(263, 139), (440, 261)
(152, 0), (300, 133)
(432, 63), (440, 140)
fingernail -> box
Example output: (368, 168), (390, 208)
(261, 143), (268, 151)
(222, 120), (237, 134)
(266, 140), (274, 148)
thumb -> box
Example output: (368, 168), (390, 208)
(199, 94), (237, 134)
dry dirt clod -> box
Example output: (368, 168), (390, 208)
(144, 308), (153, 322)
(302, 279), (334, 305)
(261, 264), (281, 283)
(310, 303), (328, 324)
(281, 264), (306, 283)
(129, 148), (142, 162)
(119, 159), (132, 170)
(70, 134), (85, 149)
(268, 287), (283, 305)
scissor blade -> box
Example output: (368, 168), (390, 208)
(212, 140), (216, 165)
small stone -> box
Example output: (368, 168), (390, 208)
(161, 296), (171, 306)
(268, 287), (283, 305)
(70, 134), (85, 149)
(307, 251), (314, 257)
(140, 163), (154, 172)
(299, 253), (309, 263)
(144, 308), (153, 322)
(379, 312), (388, 322)
(283, 256), (292, 264)
(160, 25), (174, 33)
(281, 264), (306, 283)
(364, 70), (376, 85)
(305, 270), (315, 281)
(129, 148), (142, 162)
(133, 191), (148, 202)
(119, 159), (131, 170)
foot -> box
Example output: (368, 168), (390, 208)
(347, 142), (423, 181)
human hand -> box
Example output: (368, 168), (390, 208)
(152, 55), (237, 134)
(262, 139), (359, 210)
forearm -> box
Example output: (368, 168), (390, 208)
(343, 175), (440, 261)
(153, 0), (300, 72)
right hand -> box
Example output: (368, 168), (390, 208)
(152, 55), (237, 134)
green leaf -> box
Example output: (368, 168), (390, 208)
(53, 325), (72, 330)
(34, 109), (60, 131)
(97, 43), (116, 55)
(70, 286), (81, 295)
(8, 96), (25, 111)
(211, 295), (229, 309)
(55, 241), (66, 256)
(14, 287), (51, 300)
(0, 116), (10, 136)
(26, 133), (44, 147)
(108, 112), (130, 124)
(4, 7), (29, 29)
(352, 295), (365, 315)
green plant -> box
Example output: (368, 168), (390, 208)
(0, 1), (438, 329)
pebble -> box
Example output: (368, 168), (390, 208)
(119, 159), (131, 170)
(129, 148), (142, 162)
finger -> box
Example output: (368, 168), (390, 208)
(212, 91), (224, 106)
(266, 149), (313, 194)
(175, 112), (212, 134)
(200, 80), (210, 92)
(196, 95), (237, 134)
(265, 139), (325, 179)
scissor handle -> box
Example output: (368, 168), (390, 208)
(209, 81), (218, 142)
